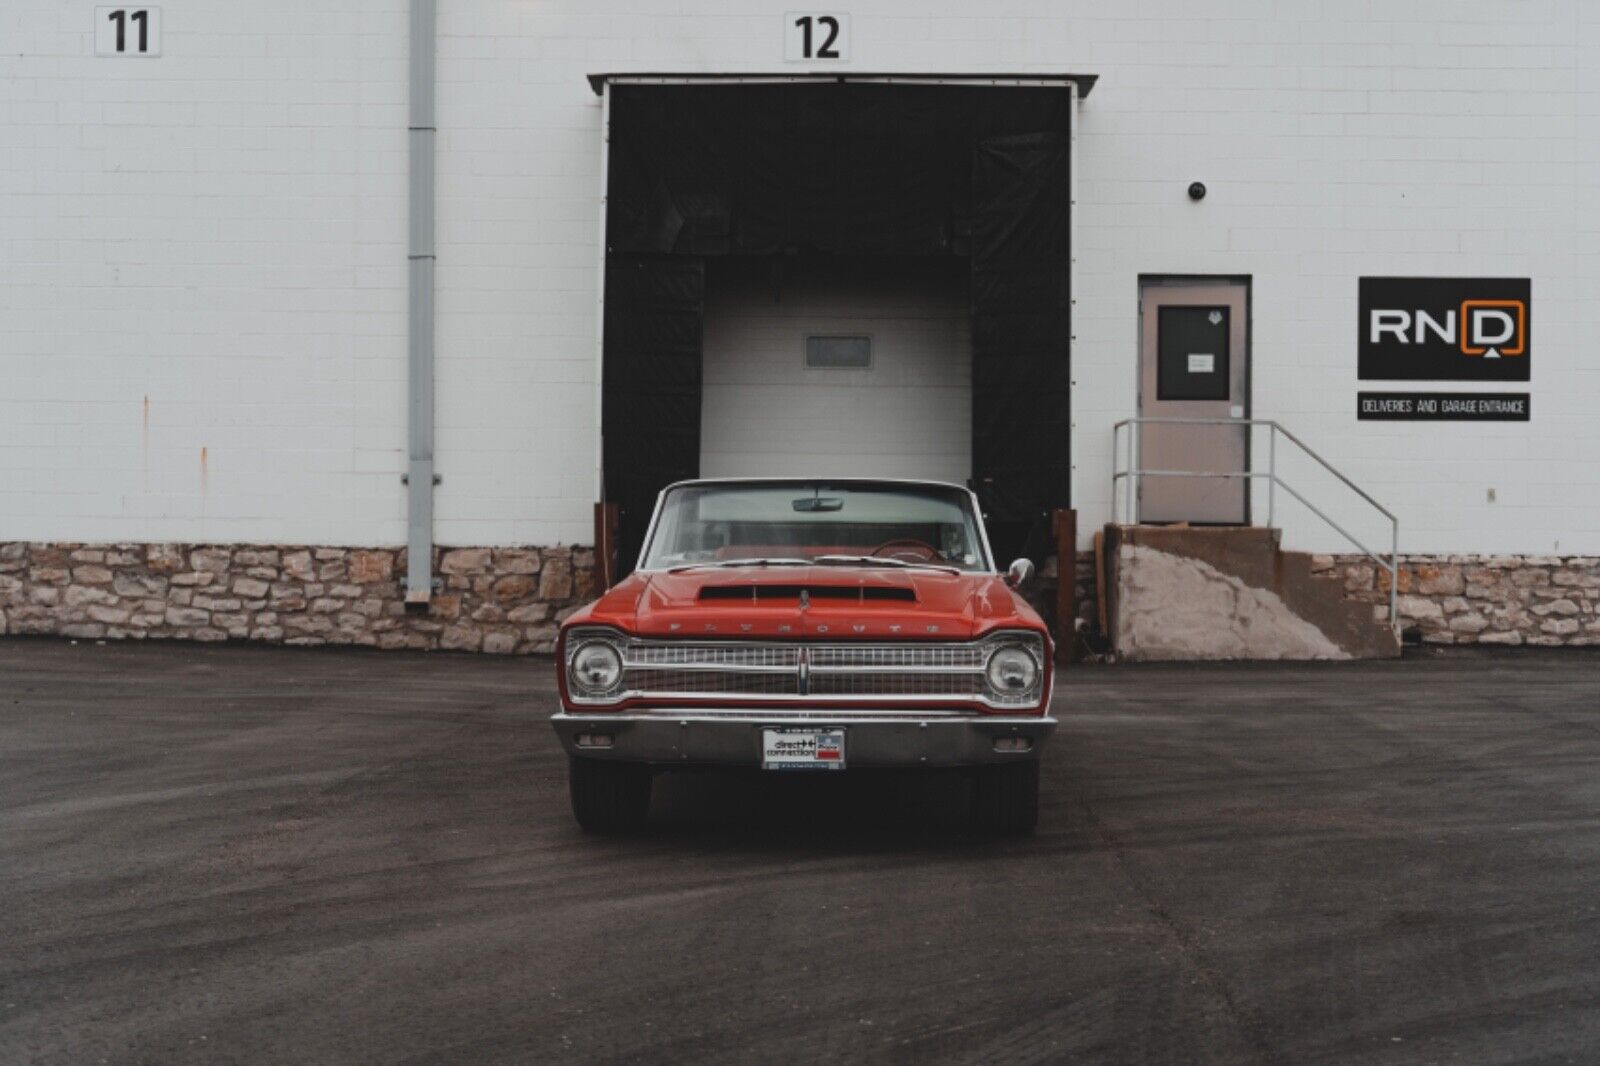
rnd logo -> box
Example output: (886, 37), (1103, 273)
(1369, 302), (1525, 358)
(1359, 277), (1531, 382)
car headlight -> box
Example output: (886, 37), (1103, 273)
(985, 643), (1039, 696)
(569, 640), (623, 696)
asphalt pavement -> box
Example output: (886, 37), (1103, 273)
(2, 639), (1599, 1064)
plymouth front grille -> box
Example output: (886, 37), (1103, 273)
(564, 629), (1045, 710)
(807, 670), (987, 700)
(624, 668), (799, 698)
(626, 642), (799, 670)
(809, 644), (986, 670)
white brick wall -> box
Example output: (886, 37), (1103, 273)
(700, 258), (970, 483)
(1, 0), (409, 545)
(4, 1), (1599, 556)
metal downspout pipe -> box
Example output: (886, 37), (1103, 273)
(405, 0), (436, 606)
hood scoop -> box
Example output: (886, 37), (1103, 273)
(698, 584), (916, 604)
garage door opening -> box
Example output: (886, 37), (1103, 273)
(700, 256), (971, 483)
(594, 74), (1092, 575)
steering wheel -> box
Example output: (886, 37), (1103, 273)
(868, 538), (941, 562)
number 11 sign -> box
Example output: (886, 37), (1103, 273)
(96, 7), (162, 57)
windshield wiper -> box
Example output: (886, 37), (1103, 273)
(813, 554), (961, 575)
(666, 557), (812, 574)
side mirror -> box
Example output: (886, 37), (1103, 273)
(1005, 558), (1035, 590)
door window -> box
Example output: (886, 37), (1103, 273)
(1157, 306), (1230, 401)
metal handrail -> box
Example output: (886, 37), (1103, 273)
(1111, 417), (1399, 629)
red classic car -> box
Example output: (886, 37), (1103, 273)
(551, 479), (1056, 835)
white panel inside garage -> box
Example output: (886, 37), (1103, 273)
(699, 258), (971, 483)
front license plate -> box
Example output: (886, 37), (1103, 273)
(762, 728), (846, 771)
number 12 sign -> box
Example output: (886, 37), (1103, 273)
(785, 12), (850, 61)
(96, 7), (162, 57)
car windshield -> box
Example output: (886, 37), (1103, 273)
(641, 482), (991, 572)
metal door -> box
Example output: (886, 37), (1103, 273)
(1138, 279), (1249, 524)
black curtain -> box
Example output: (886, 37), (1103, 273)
(970, 133), (1072, 566)
(602, 83), (1073, 575)
(601, 257), (704, 572)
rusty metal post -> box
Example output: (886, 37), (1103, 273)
(1052, 508), (1077, 664)
(593, 501), (620, 590)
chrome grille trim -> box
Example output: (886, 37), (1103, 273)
(810, 645), (987, 669)
(627, 707), (973, 720)
(808, 664), (982, 674)
(625, 643), (800, 668)
(564, 629), (1046, 709)
(623, 660), (798, 674)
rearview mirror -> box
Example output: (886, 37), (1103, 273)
(1005, 558), (1035, 589)
(792, 496), (843, 513)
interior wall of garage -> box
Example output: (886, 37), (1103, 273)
(3, 1), (1599, 558)
(699, 258), (971, 484)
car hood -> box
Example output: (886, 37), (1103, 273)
(567, 565), (1046, 641)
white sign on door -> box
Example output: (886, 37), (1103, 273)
(96, 7), (161, 56)
(785, 12), (850, 61)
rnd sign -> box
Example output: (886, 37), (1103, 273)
(1358, 277), (1531, 381)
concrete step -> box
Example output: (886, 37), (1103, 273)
(1104, 524), (1400, 662)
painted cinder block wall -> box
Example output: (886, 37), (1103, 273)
(4, 1), (1600, 649)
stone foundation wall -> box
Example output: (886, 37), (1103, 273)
(15, 541), (1585, 655)
(0, 542), (595, 654)
(1313, 554), (1600, 647)
(1038, 550), (1103, 652)
(1, 540), (1100, 658)
(1072, 551), (1099, 633)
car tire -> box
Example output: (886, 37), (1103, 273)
(970, 761), (1039, 836)
(568, 756), (652, 834)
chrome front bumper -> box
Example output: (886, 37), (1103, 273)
(551, 709), (1056, 768)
